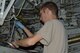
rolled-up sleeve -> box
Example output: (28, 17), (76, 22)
(36, 21), (53, 46)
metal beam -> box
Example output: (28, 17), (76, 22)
(0, 0), (15, 25)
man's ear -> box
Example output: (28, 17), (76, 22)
(46, 8), (52, 15)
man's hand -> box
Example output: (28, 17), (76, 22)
(15, 21), (26, 29)
(7, 41), (19, 48)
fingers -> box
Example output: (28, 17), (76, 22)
(7, 42), (19, 48)
(7, 42), (16, 48)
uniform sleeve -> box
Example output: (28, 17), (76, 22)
(36, 21), (53, 46)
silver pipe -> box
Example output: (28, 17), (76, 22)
(1, 0), (15, 25)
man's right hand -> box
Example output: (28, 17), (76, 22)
(15, 21), (26, 30)
(7, 42), (19, 48)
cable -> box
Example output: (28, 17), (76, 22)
(16, 0), (26, 17)
(4, 0), (26, 21)
(8, 20), (16, 42)
(4, 15), (15, 21)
